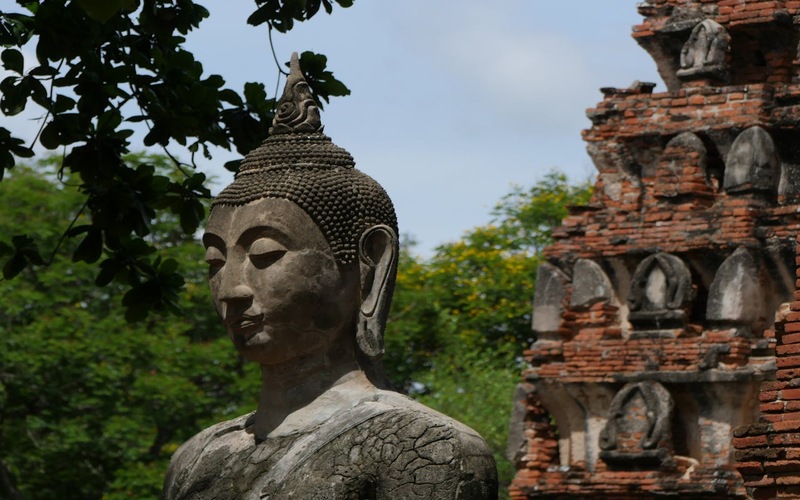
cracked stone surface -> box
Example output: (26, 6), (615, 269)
(163, 391), (496, 499)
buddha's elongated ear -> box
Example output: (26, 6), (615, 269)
(356, 224), (398, 358)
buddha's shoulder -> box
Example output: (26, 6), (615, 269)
(298, 391), (498, 499)
(176, 412), (252, 457)
(353, 390), (494, 457)
(162, 413), (253, 498)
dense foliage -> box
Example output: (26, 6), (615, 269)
(0, 160), (261, 499)
(0, 0), (351, 319)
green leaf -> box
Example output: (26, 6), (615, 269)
(223, 159), (241, 173)
(0, 241), (12, 257)
(29, 65), (58, 77)
(40, 121), (62, 150)
(2, 252), (26, 279)
(159, 258), (179, 276)
(12, 234), (43, 264)
(219, 88), (243, 107)
(95, 257), (121, 286)
(97, 109), (122, 134)
(0, 75), (28, 115)
(21, 2), (39, 14)
(307, 0), (321, 18)
(298, 51), (350, 108)
(73, 228), (103, 264)
(0, 234), (40, 278)
(10, 144), (33, 158)
(0, 12), (35, 46)
(76, 0), (139, 23)
(243, 82), (267, 107)
(66, 224), (92, 237)
(179, 201), (201, 234)
(1, 48), (23, 74)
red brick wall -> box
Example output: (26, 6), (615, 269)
(734, 236), (800, 498)
(510, 1), (800, 497)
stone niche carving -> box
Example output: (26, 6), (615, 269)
(570, 259), (615, 310)
(654, 132), (712, 199)
(723, 126), (780, 194)
(532, 262), (568, 340)
(162, 53), (498, 500)
(677, 19), (730, 82)
(599, 381), (674, 467)
(628, 253), (693, 335)
(707, 247), (764, 329)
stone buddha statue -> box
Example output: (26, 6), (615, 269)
(162, 54), (498, 500)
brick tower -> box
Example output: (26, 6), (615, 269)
(508, 1), (800, 497)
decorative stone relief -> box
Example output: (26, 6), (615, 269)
(532, 262), (568, 339)
(654, 132), (712, 198)
(570, 259), (615, 310)
(677, 19), (730, 82)
(628, 253), (692, 334)
(723, 126), (780, 194)
(599, 381), (674, 466)
(707, 247), (763, 328)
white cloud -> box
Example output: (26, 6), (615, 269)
(386, 2), (597, 136)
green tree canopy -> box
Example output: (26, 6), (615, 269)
(0, 0), (352, 319)
(383, 170), (593, 494)
(0, 159), (260, 499)
(384, 170), (593, 390)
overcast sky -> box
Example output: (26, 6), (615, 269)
(6, 1), (662, 256)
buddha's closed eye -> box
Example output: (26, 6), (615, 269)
(205, 246), (225, 277)
(249, 238), (287, 269)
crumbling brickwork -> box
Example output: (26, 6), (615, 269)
(733, 236), (800, 498)
(510, 1), (800, 497)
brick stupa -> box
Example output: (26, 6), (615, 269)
(508, 0), (800, 497)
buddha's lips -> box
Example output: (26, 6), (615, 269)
(226, 314), (264, 338)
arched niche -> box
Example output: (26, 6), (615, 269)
(586, 141), (643, 210)
(723, 126), (780, 194)
(535, 382), (587, 468)
(707, 247), (764, 329)
(570, 259), (615, 310)
(654, 132), (713, 199)
(677, 19), (730, 82)
(599, 381), (674, 467)
(628, 253), (692, 335)
(532, 263), (568, 341)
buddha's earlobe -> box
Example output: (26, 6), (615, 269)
(357, 225), (398, 358)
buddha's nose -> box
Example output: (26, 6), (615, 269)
(222, 284), (253, 302)
(219, 284), (253, 317)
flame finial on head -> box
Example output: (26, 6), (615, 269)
(269, 52), (323, 135)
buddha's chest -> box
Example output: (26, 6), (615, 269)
(175, 430), (379, 500)
(171, 409), (464, 500)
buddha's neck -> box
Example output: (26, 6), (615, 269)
(253, 340), (367, 440)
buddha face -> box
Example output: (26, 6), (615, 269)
(203, 197), (360, 365)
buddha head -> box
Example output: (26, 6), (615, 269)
(203, 54), (398, 378)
